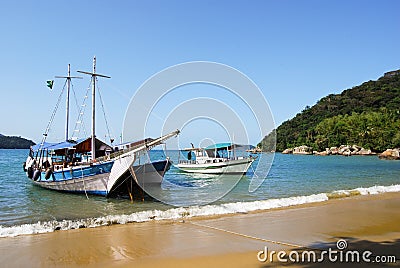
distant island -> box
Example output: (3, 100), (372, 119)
(0, 134), (35, 149)
(259, 69), (400, 153)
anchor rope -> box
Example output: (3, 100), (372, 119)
(81, 165), (89, 199)
(161, 144), (170, 176)
(188, 221), (305, 249)
(112, 171), (132, 191)
(129, 165), (144, 201)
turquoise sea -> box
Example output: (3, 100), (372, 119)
(0, 149), (399, 237)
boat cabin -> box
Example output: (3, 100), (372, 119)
(180, 143), (244, 165)
(30, 137), (113, 171)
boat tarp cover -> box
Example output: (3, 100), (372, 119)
(204, 143), (253, 151)
(30, 137), (113, 153)
(31, 138), (87, 152)
(205, 143), (233, 150)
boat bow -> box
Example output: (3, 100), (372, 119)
(106, 130), (180, 192)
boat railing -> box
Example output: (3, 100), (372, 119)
(96, 130), (180, 163)
(33, 131), (179, 169)
(95, 145), (142, 163)
(178, 156), (248, 165)
(179, 160), (197, 164)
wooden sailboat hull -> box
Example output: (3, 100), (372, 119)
(29, 159), (171, 197)
(32, 172), (110, 196)
(107, 160), (172, 198)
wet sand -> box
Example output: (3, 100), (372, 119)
(0, 192), (399, 267)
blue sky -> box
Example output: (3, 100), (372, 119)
(0, 0), (399, 146)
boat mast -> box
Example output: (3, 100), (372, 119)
(78, 56), (111, 160)
(66, 65), (71, 141)
(55, 64), (82, 141)
(91, 58), (96, 160)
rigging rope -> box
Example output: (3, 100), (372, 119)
(70, 81), (88, 138)
(72, 80), (91, 139)
(39, 79), (68, 148)
(96, 77), (114, 144)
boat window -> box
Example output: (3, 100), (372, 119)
(206, 150), (215, 158)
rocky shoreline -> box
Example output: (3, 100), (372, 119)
(378, 148), (400, 160)
(282, 145), (400, 160)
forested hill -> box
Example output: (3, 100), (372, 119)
(259, 70), (400, 152)
(0, 135), (35, 149)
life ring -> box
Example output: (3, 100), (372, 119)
(45, 167), (53, 180)
(32, 169), (41, 181)
(27, 166), (33, 179)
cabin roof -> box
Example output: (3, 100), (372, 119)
(31, 138), (86, 152)
(31, 137), (112, 153)
(204, 143), (234, 150)
(180, 143), (253, 152)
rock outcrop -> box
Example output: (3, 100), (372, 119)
(379, 149), (400, 160)
(282, 148), (293, 154)
(282, 146), (313, 155)
(293, 145), (313, 155)
(315, 145), (376, 156)
(283, 144), (377, 156)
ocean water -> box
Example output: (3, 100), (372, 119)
(0, 149), (399, 237)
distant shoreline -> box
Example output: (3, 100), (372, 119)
(0, 135), (35, 149)
(278, 145), (400, 160)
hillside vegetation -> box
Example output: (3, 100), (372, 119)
(259, 71), (400, 152)
(0, 135), (35, 149)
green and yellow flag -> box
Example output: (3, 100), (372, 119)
(46, 80), (54, 90)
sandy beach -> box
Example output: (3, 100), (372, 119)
(0, 192), (399, 267)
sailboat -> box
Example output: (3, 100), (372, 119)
(23, 57), (179, 197)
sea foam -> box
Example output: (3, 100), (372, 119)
(1, 184), (399, 238)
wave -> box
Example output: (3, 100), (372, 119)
(1, 184), (399, 238)
(326, 184), (400, 199)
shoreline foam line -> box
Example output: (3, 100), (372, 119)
(0, 184), (399, 238)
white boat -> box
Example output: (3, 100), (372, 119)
(23, 57), (179, 198)
(176, 143), (255, 174)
